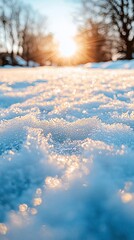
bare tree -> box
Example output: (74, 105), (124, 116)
(0, 0), (24, 63)
(76, 21), (112, 63)
(0, 0), (51, 66)
(103, 0), (134, 59)
(81, 0), (134, 59)
(21, 9), (50, 65)
(76, 1), (112, 63)
(0, 0), (10, 52)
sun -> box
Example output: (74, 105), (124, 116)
(53, 21), (78, 60)
(58, 38), (77, 58)
(54, 25), (77, 59)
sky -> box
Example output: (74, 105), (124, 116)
(23, 0), (80, 38)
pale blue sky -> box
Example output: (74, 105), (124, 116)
(23, 0), (80, 36)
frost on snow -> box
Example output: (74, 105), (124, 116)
(0, 67), (134, 240)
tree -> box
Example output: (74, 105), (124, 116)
(21, 9), (52, 66)
(0, 0), (10, 53)
(103, 0), (134, 59)
(76, 21), (112, 63)
(0, 0), (51, 66)
(0, 0), (25, 63)
(76, 1), (112, 63)
(81, 0), (134, 60)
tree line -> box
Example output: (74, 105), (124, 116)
(77, 0), (134, 63)
(0, 0), (55, 66)
(0, 0), (134, 66)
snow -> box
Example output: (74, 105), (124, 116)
(15, 56), (27, 66)
(85, 59), (134, 69)
(0, 56), (39, 68)
(28, 61), (40, 67)
(0, 66), (134, 239)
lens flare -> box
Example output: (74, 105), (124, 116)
(58, 38), (77, 58)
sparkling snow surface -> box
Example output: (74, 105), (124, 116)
(0, 67), (134, 240)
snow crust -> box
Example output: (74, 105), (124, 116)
(0, 67), (134, 239)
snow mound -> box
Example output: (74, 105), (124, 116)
(15, 56), (27, 66)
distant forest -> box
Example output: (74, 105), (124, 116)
(0, 0), (134, 66)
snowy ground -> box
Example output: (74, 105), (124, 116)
(85, 59), (134, 69)
(0, 67), (134, 240)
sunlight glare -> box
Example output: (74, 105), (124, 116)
(59, 37), (77, 58)
(54, 21), (77, 59)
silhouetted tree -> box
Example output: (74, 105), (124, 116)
(0, 0), (10, 53)
(0, 0), (52, 66)
(0, 0), (25, 63)
(76, 2), (112, 63)
(21, 10), (52, 66)
(81, 0), (134, 59)
(102, 0), (134, 59)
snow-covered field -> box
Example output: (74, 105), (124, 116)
(0, 67), (134, 240)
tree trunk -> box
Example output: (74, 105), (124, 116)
(125, 41), (133, 60)
(10, 51), (15, 65)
